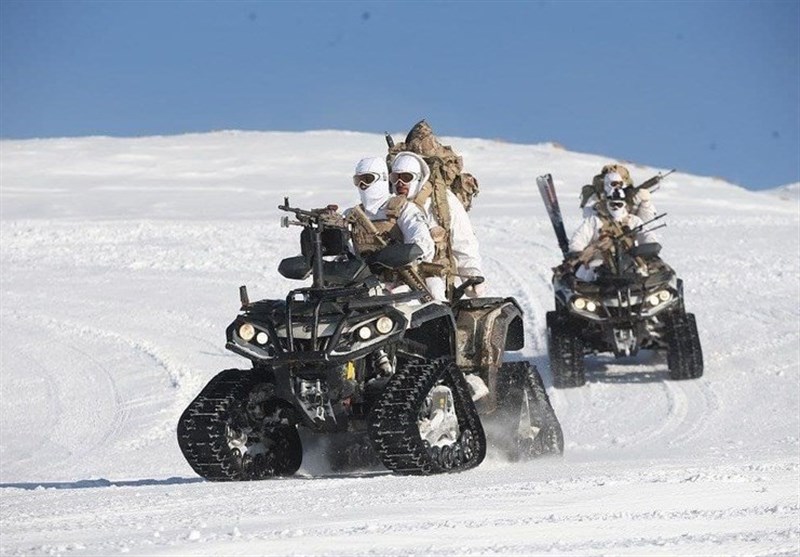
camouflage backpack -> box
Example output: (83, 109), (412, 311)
(387, 120), (480, 212)
(579, 163), (634, 208)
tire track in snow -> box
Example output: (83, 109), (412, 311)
(482, 252), (551, 358)
(0, 314), (128, 479)
(0, 341), (65, 477)
(0, 308), (199, 471)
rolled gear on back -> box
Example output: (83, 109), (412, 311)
(387, 119), (480, 213)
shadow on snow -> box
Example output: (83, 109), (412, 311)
(0, 476), (204, 491)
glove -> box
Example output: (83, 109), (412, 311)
(637, 188), (652, 201)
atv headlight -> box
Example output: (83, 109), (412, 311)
(375, 316), (393, 335)
(572, 297), (597, 312)
(648, 290), (672, 307)
(255, 331), (269, 345)
(239, 323), (256, 341)
(357, 326), (372, 340)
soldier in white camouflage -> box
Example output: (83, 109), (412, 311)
(389, 151), (485, 301)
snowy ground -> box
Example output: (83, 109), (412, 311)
(1, 131), (798, 556)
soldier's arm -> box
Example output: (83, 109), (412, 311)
(632, 189), (657, 222)
(569, 216), (600, 253)
(446, 191), (483, 277)
(396, 203), (435, 262)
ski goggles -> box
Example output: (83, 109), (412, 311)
(389, 171), (418, 185)
(608, 180), (625, 188)
(608, 201), (626, 210)
(353, 172), (381, 189)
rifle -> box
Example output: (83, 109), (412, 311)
(349, 205), (433, 301)
(632, 169), (675, 194)
(384, 132), (395, 149)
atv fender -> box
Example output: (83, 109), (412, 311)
(453, 297), (524, 413)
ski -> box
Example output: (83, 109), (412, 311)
(537, 174), (570, 257)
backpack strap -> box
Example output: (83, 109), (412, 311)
(384, 195), (408, 219)
(413, 182), (433, 211)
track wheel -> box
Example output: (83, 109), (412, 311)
(368, 359), (486, 475)
(547, 311), (586, 388)
(664, 311), (704, 380)
(177, 369), (302, 481)
(496, 361), (564, 460)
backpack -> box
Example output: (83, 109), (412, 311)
(387, 120), (480, 212)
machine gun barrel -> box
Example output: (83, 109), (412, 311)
(278, 197), (323, 224)
(631, 212), (668, 234)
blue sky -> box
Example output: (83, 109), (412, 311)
(1, 0), (798, 190)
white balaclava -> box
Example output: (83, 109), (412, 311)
(390, 152), (430, 200)
(606, 190), (628, 222)
(603, 171), (626, 197)
(354, 157), (390, 214)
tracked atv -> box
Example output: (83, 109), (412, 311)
(177, 199), (562, 481)
(537, 174), (703, 389)
(548, 244), (703, 387)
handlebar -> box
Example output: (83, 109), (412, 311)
(451, 275), (485, 302)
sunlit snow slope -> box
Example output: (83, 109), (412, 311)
(1, 131), (798, 556)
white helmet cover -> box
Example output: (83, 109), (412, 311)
(390, 151), (430, 200)
(354, 157), (390, 214)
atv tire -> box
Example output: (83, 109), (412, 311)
(547, 311), (586, 388)
(496, 361), (564, 460)
(664, 311), (704, 380)
(368, 358), (486, 475)
(177, 369), (303, 481)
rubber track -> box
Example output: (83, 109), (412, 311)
(177, 368), (301, 481)
(515, 361), (565, 456)
(666, 312), (704, 380)
(496, 361), (564, 458)
(547, 311), (586, 388)
(368, 359), (486, 475)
